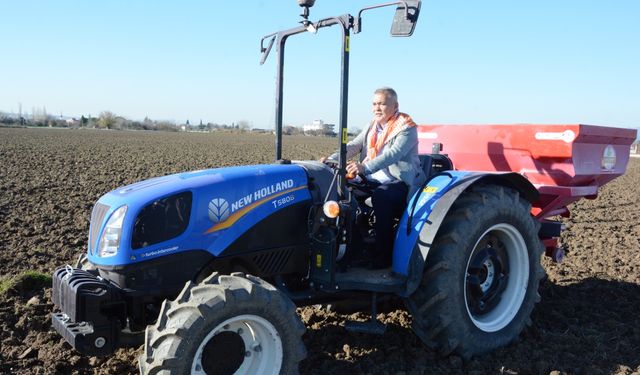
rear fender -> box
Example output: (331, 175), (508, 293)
(392, 171), (538, 296)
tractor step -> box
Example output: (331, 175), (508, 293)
(334, 267), (404, 293)
(344, 292), (387, 335)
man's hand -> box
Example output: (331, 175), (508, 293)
(346, 162), (365, 178)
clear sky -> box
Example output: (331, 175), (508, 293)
(1, 1), (639, 130)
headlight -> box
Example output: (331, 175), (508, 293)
(98, 205), (127, 257)
(322, 200), (340, 218)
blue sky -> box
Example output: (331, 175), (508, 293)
(1, 1), (639, 130)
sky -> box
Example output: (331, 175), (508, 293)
(1, 1), (639, 131)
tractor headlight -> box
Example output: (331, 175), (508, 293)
(323, 200), (340, 218)
(98, 205), (127, 257)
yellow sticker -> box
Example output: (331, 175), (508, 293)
(345, 36), (350, 52)
(342, 128), (348, 144)
(423, 186), (438, 193)
(316, 254), (322, 268)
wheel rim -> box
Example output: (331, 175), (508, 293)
(192, 314), (283, 375)
(464, 223), (529, 332)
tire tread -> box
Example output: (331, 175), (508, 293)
(409, 184), (545, 360)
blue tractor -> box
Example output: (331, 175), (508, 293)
(52, 1), (544, 373)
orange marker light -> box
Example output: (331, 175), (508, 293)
(322, 201), (340, 218)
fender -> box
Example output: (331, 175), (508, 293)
(392, 171), (539, 296)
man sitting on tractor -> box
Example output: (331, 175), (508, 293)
(323, 87), (426, 268)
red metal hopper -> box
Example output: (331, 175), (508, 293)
(417, 124), (637, 219)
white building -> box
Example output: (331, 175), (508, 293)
(303, 119), (335, 135)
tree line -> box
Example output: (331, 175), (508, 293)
(0, 109), (252, 133)
(0, 109), (350, 137)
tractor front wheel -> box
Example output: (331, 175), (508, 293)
(407, 184), (545, 359)
(139, 272), (306, 375)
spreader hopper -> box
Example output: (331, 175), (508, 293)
(417, 124), (637, 218)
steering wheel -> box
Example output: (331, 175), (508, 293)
(322, 158), (366, 181)
(321, 158), (375, 199)
(322, 158), (339, 168)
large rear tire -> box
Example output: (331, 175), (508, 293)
(407, 184), (544, 359)
(139, 272), (306, 375)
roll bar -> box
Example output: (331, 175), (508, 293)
(260, 1), (421, 198)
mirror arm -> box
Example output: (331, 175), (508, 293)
(354, 1), (409, 34)
(260, 15), (343, 61)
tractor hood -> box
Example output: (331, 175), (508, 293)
(87, 164), (311, 267)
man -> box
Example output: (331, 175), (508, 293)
(324, 87), (426, 268)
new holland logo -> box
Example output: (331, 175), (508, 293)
(208, 198), (230, 223)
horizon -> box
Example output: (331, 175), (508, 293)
(1, 1), (639, 129)
(2, 110), (639, 142)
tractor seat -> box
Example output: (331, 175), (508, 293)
(419, 153), (453, 182)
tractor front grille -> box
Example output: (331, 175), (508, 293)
(88, 202), (110, 254)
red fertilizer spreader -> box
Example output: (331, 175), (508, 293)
(417, 124), (637, 261)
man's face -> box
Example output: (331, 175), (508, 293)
(372, 93), (398, 124)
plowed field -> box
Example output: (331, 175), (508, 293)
(1, 127), (638, 375)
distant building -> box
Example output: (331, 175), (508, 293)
(303, 119), (335, 136)
(65, 118), (80, 126)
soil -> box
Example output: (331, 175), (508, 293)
(1, 127), (639, 375)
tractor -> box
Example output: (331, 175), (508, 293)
(51, 1), (637, 374)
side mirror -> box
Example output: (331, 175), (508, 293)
(391, 0), (421, 37)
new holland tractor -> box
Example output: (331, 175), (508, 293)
(51, 1), (637, 374)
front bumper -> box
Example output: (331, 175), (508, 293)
(51, 266), (126, 356)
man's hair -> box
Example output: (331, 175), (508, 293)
(374, 87), (398, 104)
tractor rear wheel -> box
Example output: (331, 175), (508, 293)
(139, 272), (306, 375)
(407, 184), (544, 359)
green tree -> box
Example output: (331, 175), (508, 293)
(98, 111), (116, 129)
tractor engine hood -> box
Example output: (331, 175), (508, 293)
(86, 164), (311, 267)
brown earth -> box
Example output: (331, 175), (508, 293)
(1, 127), (639, 375)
